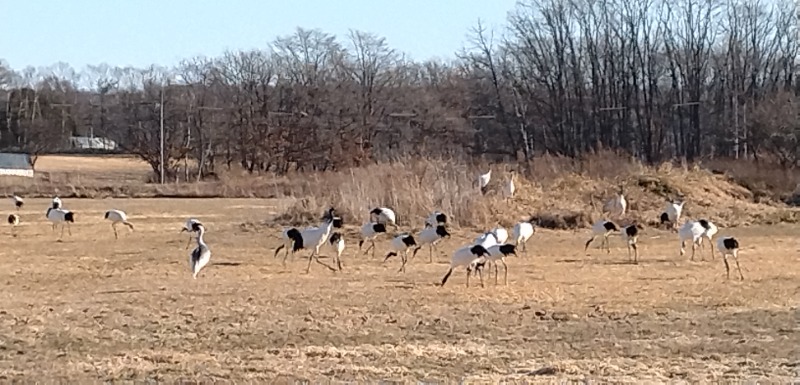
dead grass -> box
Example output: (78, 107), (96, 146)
(702, 157), (800, 203)
(6, 153), (800, 230)
(272, 151), (800, 230)
(0, 198), (797, 382)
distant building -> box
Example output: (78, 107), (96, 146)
(69, 136), (118, 151)
(0, 153), (33, 178)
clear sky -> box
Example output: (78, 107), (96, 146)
(0, 0), (517, 71)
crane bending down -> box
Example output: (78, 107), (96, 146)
(180, 218), (203, 249)
(104, 209), (135, 239)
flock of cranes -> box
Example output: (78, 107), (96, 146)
(262, 171), (744, 285)
(266, 199), (742, 287)
(8, 194), (211, 280)
(6, 175), (746, 284)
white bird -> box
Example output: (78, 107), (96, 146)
(104, 209), (134, 239)
(383, 233), (418, 273)
(180, 218), (203, 249)
(473, 227), (508, 246)
(7, 213), (19, 237)
(678, 221), (705, 260)
(603, 187), (627, 218)
(51, 196), (62, 210)
(484, 244), (517, 285)
(492, 227), (509, 244)
(679, 219), (717, 261)
(424, 210), (448, 228)
(474, 231), (499, 248)
(678, 219), (719, 261)
(699, 219), (718, 241)
(512, 219), (536, 253)
(584, 219), (619, 253)
(716, 237), (744, 280)
(11, 195), (23, 211)
(358, 222), (388, 257)
(189, 222), (211, 279)
(46, 207), (74, 241)
(440, 244), (492, 287)
(621, 223), (643, 264)
(328, 232), (345, 271)
(474, 227), (507, 272)
(504, 172), (516, 200)
(274, 208), (339, 273)
(660, 199), (685, 230)
(476, 170), (492, 195)
(414, 224), (451, 263)
(370, 207), (398, 229)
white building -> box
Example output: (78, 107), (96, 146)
(0, 153), (33, 178)
(69, 136), (118, 150)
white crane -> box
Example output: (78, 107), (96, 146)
(474, 231), (499, 249)
(678, 220), (706, 261)
(602, 186), (627, 218)
(717, 237), (744, 280)
(484, 244), (517, 285)
(440, 244), (491, 287)
(358, 222), (388, 257)
(104, 209), (135, 239)
(660, 199), (685, 230)
(414, 224), (451, 263)
(504, 172), (516, 200)
(491, 227), (509, 244)
(369, 207), (398, 229)
(679, 219), (718, 261)
(46, 207), (74, 241)
(697, 219), (719, 258)
(383, 233), (418, 273)
(621, 223), (643, 264)
(11, 195), (23, 211)
(424, 210), (448, 228)
(189, 222), (211, 279)
(474, 227), (507, 272)
(475, 227), (508, 245)
(511, 219), (536, 253)
(476, 170), (492, 195)
(328, 232), (345, 271)
(7, 213), (19, 237)
(180, 218), (203, 249)
(584, 219), (619, 253)
(274, 208), (339, 273)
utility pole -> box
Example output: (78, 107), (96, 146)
(51, 103), (72, 149)
(159, 84), (165, 185)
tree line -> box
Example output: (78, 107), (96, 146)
(2, 0), (800, 181)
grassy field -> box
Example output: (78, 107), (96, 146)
(0, 197), (797, 382)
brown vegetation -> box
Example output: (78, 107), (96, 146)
(9, 153), (800, 231)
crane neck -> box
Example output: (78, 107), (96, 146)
(196, 226), (206, 246)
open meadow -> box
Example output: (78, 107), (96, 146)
(0, 155), (797, 382)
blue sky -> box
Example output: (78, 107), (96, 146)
(1, 0), (517, 71)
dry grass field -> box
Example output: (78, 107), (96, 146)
(0, 197), (798, 383)
(0, 154), (798, 382)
